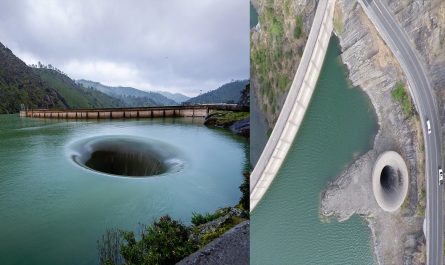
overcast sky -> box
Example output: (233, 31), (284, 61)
(0, 0), (249, 96)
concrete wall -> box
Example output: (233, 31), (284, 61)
(22, 106), (220, 120)
(250, 0), (336, 211)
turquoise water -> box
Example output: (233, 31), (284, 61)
(250, 2), (258, 28)
(0, 117), (248, 265)
(250, 84), (269, 167)
(251, 37), (378, 264)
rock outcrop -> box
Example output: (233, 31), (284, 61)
(177, 221), (249, 265)
(321, 1), (427, 264)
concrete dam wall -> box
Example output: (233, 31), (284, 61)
(20, 105), (247, 119)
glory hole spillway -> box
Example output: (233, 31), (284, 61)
(0, 116), (248, 265)
(251, 37), (378, 264)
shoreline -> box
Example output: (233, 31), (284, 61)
(320, 1), (425, 264)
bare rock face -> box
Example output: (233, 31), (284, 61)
(385, 0), (445, 166)
(177, 221), (250, 265)
(321, 1), (426, 264)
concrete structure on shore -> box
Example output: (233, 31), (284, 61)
(372, 151), (409, 212)
(20, 104), (247, 119)
(250, 0), (336, 211)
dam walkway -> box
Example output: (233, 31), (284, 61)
(20, 104), (247, 119)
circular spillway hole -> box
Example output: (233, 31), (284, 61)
(380, 165), (401, 193)
(372, 151), (409, 212)
(69, 136), (184, 177)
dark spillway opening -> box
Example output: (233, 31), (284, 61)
(70, 136), (183, 177)
(380, 165), (402, 193)
(85, 147), (166, 176)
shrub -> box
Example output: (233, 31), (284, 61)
(99, 215), (197, 265)
(239, 171), (250, 210)
(391, 81), (413, 116)
(191, 211), (225, 226)
(294, 15), (303, 39)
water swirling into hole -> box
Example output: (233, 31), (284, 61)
(68, 135), (184, 177)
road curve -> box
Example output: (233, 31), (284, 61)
(250, 0), (335, 211)
(358, 1), (443, 264)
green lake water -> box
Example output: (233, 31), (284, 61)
(0, 117), (248, 265)
(250, 2), (258, 28)
(251, 36), (378, 264)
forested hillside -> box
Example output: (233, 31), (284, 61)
(0, 42), (65, 113)
(77, 80), (178, 106)
(34, 68), (123, 109)
(157, 91), (190, 103)
(185, 80), (249, 105)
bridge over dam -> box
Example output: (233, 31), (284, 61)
(250, 0), (335, 211)
(20, 104), (247, 120)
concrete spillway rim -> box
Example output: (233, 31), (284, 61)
(372, 151), (409, 212)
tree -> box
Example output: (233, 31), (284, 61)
(99, 216), (197, 265)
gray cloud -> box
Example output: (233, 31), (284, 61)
(0, 0), (249, 96)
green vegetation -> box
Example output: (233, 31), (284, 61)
(0, 42), (65, 113)
(191, 211), (225, 226)
(99, 216), (197, 265)
(98, 172), (250, 265)
(198, 215), (246, 247)
(416, 187), (426, 217)
(294, 15), (303, 39)
(271, 16), (284, 38)
(238, 171), (250, 210)
(35, 69), (123, 109)
(251, 2), (308, 120)
(391, 82), (413, 116)
(77, 80), (178, 107)
(204, 111), (249, 128)
(0, 41), (131, 113)
(185, 80), (249, 105)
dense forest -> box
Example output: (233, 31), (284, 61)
(0, 42), (127, 113)
(185, 80), (249, 105)
(0, 42), (66, 113)
(34, 68), (123, 109)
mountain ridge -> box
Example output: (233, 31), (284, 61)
(185, 80), (249, 105)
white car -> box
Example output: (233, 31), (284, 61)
(439, 168), (443, 185)
(427, 120), (431, 134)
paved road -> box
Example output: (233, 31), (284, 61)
(360, 0), (443, 264)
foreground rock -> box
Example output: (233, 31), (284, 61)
(321, 1), (426, 264)
(177, 221), (249, 265)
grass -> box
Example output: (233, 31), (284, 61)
(191, 210), (226, 226)
(208, 111), (250, 127)
(271, 17), (284, 38)
(199, 216), (247, 247)
(294, 15), (303, 39)
(416, 187), (426, 217)
(391, 81), (413, 116)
